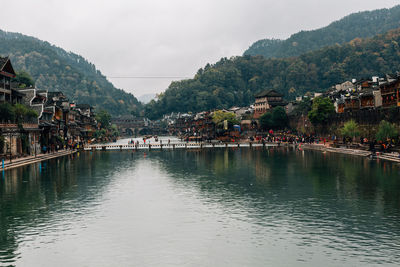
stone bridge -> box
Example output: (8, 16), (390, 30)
(111, 116), (151, 137)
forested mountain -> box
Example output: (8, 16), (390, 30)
(0, 30), (141, 116)
(244, 5), (400, 58)
(145, 29), (400, 119)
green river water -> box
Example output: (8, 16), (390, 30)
(0, 147), (399, 266)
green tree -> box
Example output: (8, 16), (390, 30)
(111, 124), (119, 137)
(212, 110), (239, 125)
(259, 112), (273, 130)
(13, 103), (27, 123)
(341, 120), (360, 142)
(376, 120), (398, 141)
(25, 109), (38, 120)
(96, 110), (111, 129)
(13, 104), (37, 123)
(308, 97), (335, 126)
(0, 102), (15, 122)
(271, 106), (288, 129)
(94, 129), (107, 139)
(14, 70), (35, 88)
(292, 98), (312, 116)
(259, 107), (288, 130)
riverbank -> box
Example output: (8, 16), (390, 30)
(89, 136), (400, 164)
(5, 138), (396, 172)
(300, 143), (400, 163)
(300, 143), (372, 156)
(1, 150), (77, 171)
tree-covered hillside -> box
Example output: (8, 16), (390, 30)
(0, 30), (141, 116)
(244, 5), (400, 58)
(145, 29), (400, 119)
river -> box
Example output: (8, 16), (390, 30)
(0, 145), (399, 266)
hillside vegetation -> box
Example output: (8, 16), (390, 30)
(145, 29), (400, 119)
(0, 30), (141, 116)
(244, 5), (400, 58)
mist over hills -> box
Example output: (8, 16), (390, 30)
(0, 30), (141, 116)
(138, 93), (157, 104)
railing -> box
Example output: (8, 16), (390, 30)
(0, 118), (38, 124)
(84, 142), (278, 151)
(0, 122), (39, 129)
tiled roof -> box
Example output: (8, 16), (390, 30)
(0, 57), (8, 70)
(255, 89), (283, 98)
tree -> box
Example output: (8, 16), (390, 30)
(212, 110), (239, 125)
(14, 70), (35, 88)
(289, 87), (296, 95)
(111, 124), (119, 137)
(341, 120), (360, 142)
(259, 112), (273, 130)
(13, 104), (27, 123)
(0, 103), (15, 122)
(271, 106), (288, 129)
(94, 129), (107, 139)
(13, 104), (38, 123)
(259, 107), (288, 130)
(292, 98), (312, 116)
(96, 110), (111, 129)
(25, 109), (38, 120)
(376, 120), (398, 141)
(308, 97), (335, 126)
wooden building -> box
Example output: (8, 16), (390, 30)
(0, 57), (16, 104)
(380, 79), (400, 108)
(335, 99), (345, 113)
(359, 89), (375, 109)
(344, 96), (360, 111)
(253, 89), (286, 119)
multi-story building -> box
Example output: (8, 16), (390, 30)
(253, 89), (286, 118)
(380, 78), (400, 108)
(0, 57), (16, 104)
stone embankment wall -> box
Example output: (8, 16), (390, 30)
(289, 107), (400, 138)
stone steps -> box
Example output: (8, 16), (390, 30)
(1, 150), (77, 171)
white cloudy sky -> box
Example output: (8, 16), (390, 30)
(0, 0), (398, 98)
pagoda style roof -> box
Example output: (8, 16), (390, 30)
(0, 56), (16, 77)
(255, 89), (283, 98)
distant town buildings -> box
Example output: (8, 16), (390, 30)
(3, 53), (400, 156)
(326, 74), (400, 113)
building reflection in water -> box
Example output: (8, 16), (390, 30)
(0, 151), (125, 264)
(0, 148), (399, 265)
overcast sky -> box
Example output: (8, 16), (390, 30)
(0, 0), (398, 99)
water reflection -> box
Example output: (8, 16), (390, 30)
(152, 148), (400, 265)
(0, 148), (399, 266)
(0, 151), (141, 265)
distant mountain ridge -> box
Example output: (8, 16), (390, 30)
(0, 30), (141, 116)
(244, 5), (400, 58)
(145, 28), (400, 119)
